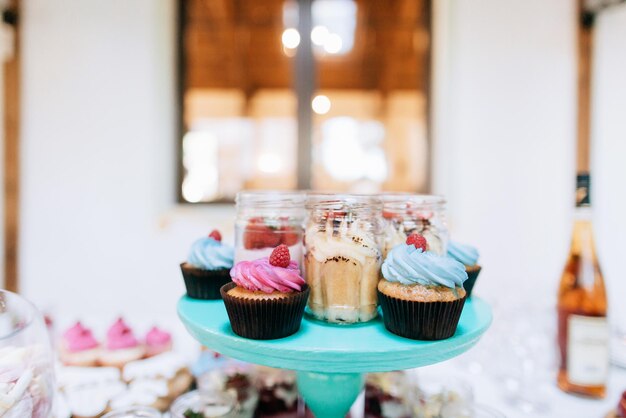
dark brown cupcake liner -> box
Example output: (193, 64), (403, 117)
(463, 265), (482, 297)
(180, 262), (232, 300)
(220, 282), (310, 340)
(378, 290), (467, 340)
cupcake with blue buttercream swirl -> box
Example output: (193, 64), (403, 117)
(180, 230), (235, 299)
(378, 233), (468, 340)
(447, 241), (481, 297)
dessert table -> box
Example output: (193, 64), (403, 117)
(48, 311), (626, 418)
(178, 296), (493, 418)
(427, 356), (626, 418)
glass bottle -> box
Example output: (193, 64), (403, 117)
(381, 193), (448, 257)
(304, 194), (383, 324)
(234, 191), (306, 265)
(557, 172), (609, 398)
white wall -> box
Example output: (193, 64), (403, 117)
(433, 0), (577, 308)
(593, 3), (626, 321)
(18, 0), (626, 326)
(20, 0), (235, 324)
(434, 0), (626, 320)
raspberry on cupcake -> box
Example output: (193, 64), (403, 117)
(180, 229), (234, 300)
(447, 241), (481, 297)
(221, 244), (309, 340)
(378, 233), (468, 340)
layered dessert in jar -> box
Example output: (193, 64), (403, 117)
(364, 372), (411, 418)
(407, 374), (475, 418)
(253, 366), (300, 417)
(196, 358), (259, 418)
(169, 390), (235, 418)
(304, 194), (383, 324)
(381, 194), (448, 258)
(234, 191), (306, 266)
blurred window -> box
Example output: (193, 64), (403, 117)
(179, 0), (431, 202)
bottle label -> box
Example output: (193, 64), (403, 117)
(576, 173), (591, 207)
(567, 314), (609, 386)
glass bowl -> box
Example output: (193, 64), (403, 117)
(0, 289), (55, 417)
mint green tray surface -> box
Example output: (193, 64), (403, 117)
(178, 296), (492, 373)
(178, 296), (491, 418)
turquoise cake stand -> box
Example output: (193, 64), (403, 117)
(178, 297), (492, 418)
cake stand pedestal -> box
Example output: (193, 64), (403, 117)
(178, 297), (492, 418)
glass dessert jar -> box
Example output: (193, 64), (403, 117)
(382, 194), (448, 257)
(170, 390), (235, 418)
(0, 290), (55, 418)
(102, 406), (162, 417)
(235, 191), (306, 266)
(304, 194), (383, 324)
(196, 358), (259, 418)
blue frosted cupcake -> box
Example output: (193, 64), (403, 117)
(447, 241), (481, 297)
(180, 230), (234, 299)
(378, 233), (468, 340)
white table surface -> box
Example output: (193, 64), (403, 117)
(52, 310), (625, 418)
(422, 353), (625, 418)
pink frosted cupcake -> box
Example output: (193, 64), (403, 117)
(59, 322), (100, 366)
(99, 318), (145, 368)
(144, 326), (173, 358)
(221, 244), (309, 340)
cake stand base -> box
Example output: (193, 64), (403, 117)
(296, 371), (364, 418)
(178, 296), (492, 418)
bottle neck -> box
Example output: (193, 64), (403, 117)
(570, 206), (595, 260)
(573, 205), (592, 221)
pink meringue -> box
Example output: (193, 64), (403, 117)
(105, 318), (139, 350)
(230, 259), (305, 293)
(62, 322), (98, 352)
